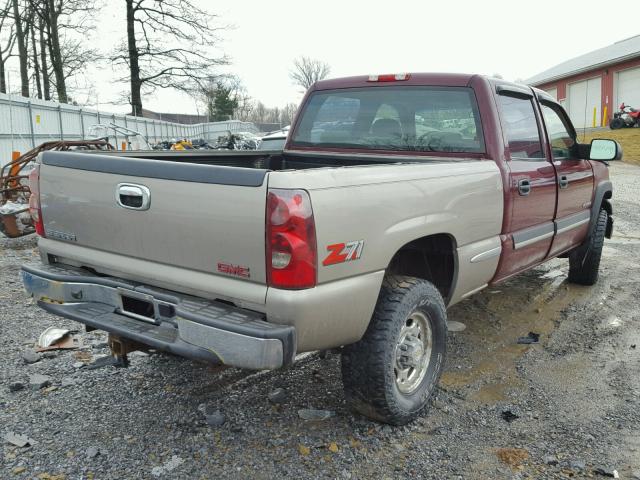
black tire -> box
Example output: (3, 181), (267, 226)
(610, 118), (624, 129)
(341, 275), (447, 425)
(568, 209), (607, 285)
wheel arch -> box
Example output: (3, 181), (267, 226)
(386, 233), (458, 304)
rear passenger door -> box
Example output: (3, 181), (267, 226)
(492, 88), (557, 282)
(539, 101), (594, 257)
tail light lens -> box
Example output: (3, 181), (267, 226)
(266, 189), (317, 289)
(28, 165), (45, 237)
(367, 73), (410, 82)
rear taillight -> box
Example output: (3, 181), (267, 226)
(266, 189), (317, 289)
(28, 165), (45, 237)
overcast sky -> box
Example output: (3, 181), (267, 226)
(4, 0), (640, 115)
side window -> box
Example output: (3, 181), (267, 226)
(541, 104), (575, 159)
(302, 95), (361, 144)
(498, 95), (545, 160)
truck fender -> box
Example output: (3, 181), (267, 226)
(587, 180), (612, 239)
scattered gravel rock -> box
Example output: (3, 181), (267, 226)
(569, 459), (586, 471)
(1, 164), (639, 478)
(594, 466), (619, 478)
(543, 455), (559, 466)
(4, 432), (35, 447)
(268, 387), (287, 404)
(86, 446), (100, 459)
(8, 381), (25, 392)
(60, 377), (77, 387)
(447, 321), (467, 332)
(21, 349), (40, 364)
(151, 455), (184, 477)
(128, 350), (149, 358)
(28, 373), (51, 390)
(203, 408), (225, 427)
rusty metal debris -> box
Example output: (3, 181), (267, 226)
(1, 140), (114, 238)
(38, 327), (71, 348)
(36, 327), (81, 351)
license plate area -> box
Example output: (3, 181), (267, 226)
(117, 288), (157, 323)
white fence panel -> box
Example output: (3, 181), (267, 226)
(1, 93), (260, 166)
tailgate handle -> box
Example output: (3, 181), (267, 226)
(116, 183), (151, 210)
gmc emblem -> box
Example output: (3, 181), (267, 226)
(217, 262), (250, 278)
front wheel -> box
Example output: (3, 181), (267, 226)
(341, 275), (447, 425)
(610, 118), (625, 129)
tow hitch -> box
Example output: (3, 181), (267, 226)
(106, 334), (149, 368)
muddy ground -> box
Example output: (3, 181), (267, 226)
(1, 162), (639, 479)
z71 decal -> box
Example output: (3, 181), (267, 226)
(322, 240), (364, 266)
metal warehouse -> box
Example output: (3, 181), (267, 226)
(526, 35), (640, 128)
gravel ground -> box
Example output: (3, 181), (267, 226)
(1, 162), (639, 479)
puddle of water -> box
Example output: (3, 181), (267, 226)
(469, 382), (510, 402)
(444, 272), (591, 405)
(541, 269), (565, 279)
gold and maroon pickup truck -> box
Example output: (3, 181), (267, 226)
(21, 73), (621, 425)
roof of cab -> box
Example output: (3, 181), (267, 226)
(312, 72), (480, 91)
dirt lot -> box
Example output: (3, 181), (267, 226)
(1, 162), (639, 480)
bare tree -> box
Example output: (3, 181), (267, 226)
(27, 0), (98, 103)
(11, 0), (29, 96)
(42, 0), (66, 101)
(113, 0), (228, 116)
(0, 0), (16, 93)
(38, 16), (50, 99)
(289, 56), (330, 91)
(281, 102), (299, 126)
(28, 13), (42, 98)
(233, 90), (254, 122)
(38, 0), (95, 103)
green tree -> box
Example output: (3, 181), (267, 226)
(203, 80), (238, 121)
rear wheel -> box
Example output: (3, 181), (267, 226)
(341, 275), (447, 425)
(610, 118), (624, 129)
(568, 209), (607, 285)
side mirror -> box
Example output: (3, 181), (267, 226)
(590, 139), (623, 161)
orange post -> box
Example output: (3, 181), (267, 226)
(121, 141), (127, 151)
(9, 152), (22, 178)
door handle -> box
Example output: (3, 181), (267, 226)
(517, 178), (531, 196)
(116, 183), (151, 210)
(559, 175), (569, 189)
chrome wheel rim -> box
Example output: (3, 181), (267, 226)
(394, 311), (432, 394)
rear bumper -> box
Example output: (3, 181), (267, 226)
(21, 263), (295, 370)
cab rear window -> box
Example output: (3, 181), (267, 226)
(291, 86), (484, 154)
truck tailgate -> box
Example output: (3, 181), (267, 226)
(38, 152), (268, 299)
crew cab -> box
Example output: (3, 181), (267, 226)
(21, 73), (621, 425)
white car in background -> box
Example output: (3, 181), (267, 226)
(258, 126), (290, 150)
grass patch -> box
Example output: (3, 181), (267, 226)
(577, 128), (640, 165)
